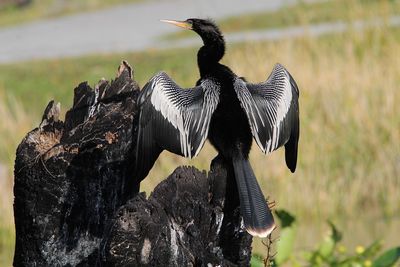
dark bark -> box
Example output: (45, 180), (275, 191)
(13, 61), (253, 266)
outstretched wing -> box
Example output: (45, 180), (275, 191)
(135, 71), (220, 180)
(234, 63), (300, 172)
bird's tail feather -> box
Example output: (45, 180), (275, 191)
(232, 155), (275, 237)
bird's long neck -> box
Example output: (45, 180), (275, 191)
(197, 35), (225, 77)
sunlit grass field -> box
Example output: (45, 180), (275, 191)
(1, 2), (400, 266)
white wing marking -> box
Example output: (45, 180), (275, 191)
(234, 64), (294, 154)
(150, 75), (219, 158)
(264, 73), (292, 153)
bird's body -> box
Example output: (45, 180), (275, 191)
(135, 18), (300, 237)
(193, 21), (253, 165)
(205, 68), (253, 159)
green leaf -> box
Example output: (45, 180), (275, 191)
(275, 226), (296, 265)
(251, 254), (265, 267)
(318, 235), (335, 259)
(327, 221), (342, 243)
(362, 241), (382, 258)
(275, 209), (296, 228)
(372, 247), (400, 267)
(273, 209), (297, 265)
(317, 221), (342, 259)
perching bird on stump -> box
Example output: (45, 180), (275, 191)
(135, 18), (299, 237)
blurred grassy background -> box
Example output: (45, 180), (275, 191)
(0, 0), (143, 27)
(163, 0), (400, 40)
(1, 0), (399, 265)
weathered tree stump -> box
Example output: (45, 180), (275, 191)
(13, 61), (253, 266)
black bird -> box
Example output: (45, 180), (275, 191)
(135, 18), (299, 237)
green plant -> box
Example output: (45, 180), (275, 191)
(252, 210), (400, 267)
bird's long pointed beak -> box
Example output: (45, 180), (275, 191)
(160, 19), (192, 30)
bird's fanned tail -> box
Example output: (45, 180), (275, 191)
(232, 155), (275, 237)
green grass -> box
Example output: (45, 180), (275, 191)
(0, 0), (144, 27)
(163, 0), (400, 40)
(1, 19), (400, 267)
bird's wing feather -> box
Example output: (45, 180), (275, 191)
(234, 63), (300, 172)
(135, 71), (220, 180)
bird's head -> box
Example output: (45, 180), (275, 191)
(161, 18), (223, 45)
(161, 18), (225, 70)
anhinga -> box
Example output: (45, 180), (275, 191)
(135, 18), (299, 237)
